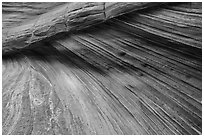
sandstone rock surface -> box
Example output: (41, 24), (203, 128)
(2, 2), (161, 54)
(2, 2), (202, 135)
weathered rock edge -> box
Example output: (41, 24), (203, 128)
(2, 2), (162, 54)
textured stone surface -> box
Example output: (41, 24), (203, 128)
(2, 2), (161, 54)
(2, 2), (202, 135)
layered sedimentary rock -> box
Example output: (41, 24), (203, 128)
(2, 2), (161, 54)
(2, 2), (202, 135)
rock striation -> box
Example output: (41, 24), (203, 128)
(2, 2), (161, 54)
(2, 2), (202, 135)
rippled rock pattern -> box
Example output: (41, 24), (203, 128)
(2, 2), (202, 135)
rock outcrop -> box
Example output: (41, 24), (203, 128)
(2, 2), (202, 135)
(2, 2), (161, 54)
